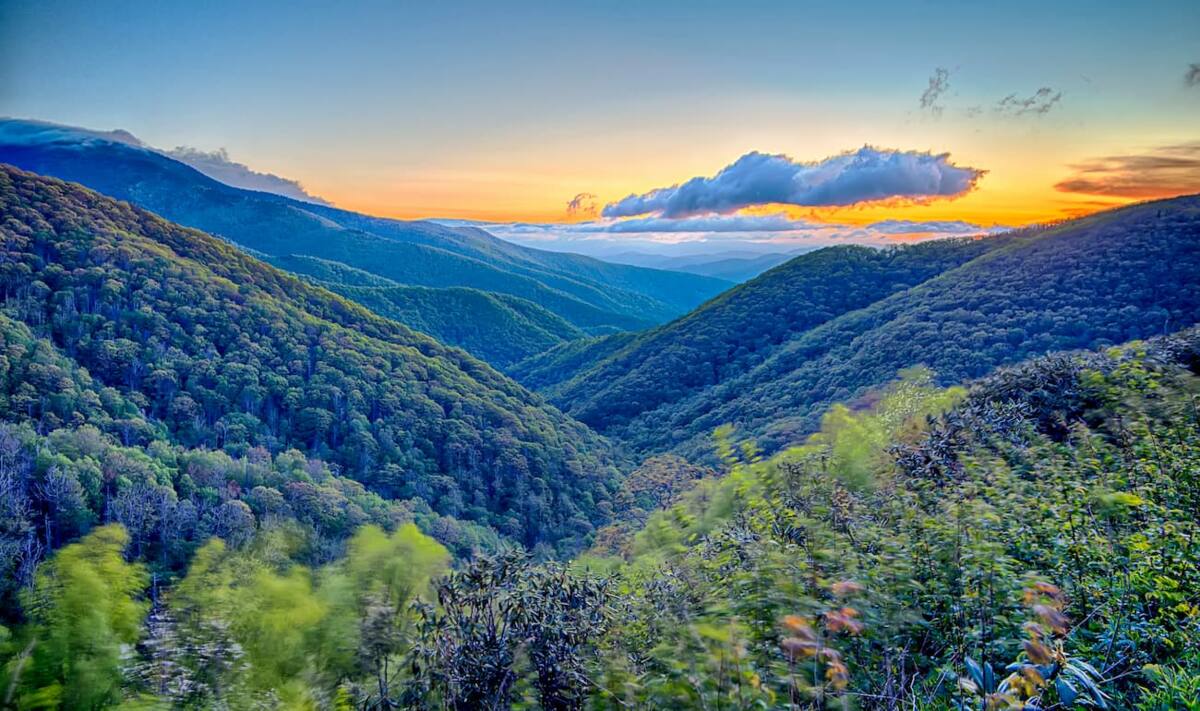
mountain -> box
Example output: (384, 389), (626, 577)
(671, 252), (799, 281)
(0, 119), (731, 334)
(509, 331), (639, 393)
(0, 164), (621, 549)
(517, 236), (1003, 406)
(265, 254), (586, 369)
(533, 196), (1200, 458)
(603, 248), (808, 282)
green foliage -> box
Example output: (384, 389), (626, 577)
(0, 411), (487, 622)
(1137, 656), (1200, 711)
(0, 164), (621, 550)
(2, 331), (1198, 709)
(410, 550), (609, 711)
(7, 525), (147, 710)
(519, 238), (997, 412)
(158, 524), (449, 708)
(577, 332), (1200, 709)
(271, 254), (587, 369)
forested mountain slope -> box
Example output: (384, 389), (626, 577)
(6, 329), (1197, 709)
(508, 331), (637, 392)
(0, 307), (502, 604)
(0, 164), (620, 548)
(524, 236), (1005, 416)
(0, 119), (730, 333)
(585, 195), (1200, 457)
(266, 254), (585, 369)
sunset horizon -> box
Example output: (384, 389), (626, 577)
(4, 1), (1197, 253)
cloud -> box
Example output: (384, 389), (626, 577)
(1054, 142), (1200, 199)
(868, 219), (1002, 235)
(590, 213), (810, 233)
(995, 87), (1063, 116)
(455, 213), (814, 236)
(1186, 63), (1200, 88)
(444, 214), (1000, 258)
(602, 147), (984, 219)
(162, 146), (331, 205)
(565, 192), (597, 217)
(919, 67), (951, 116)
(0, 118), (330, 205)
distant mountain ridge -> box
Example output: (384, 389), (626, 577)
(604, 249), (810, 282)
(521, 195), (1200, 459)
(0, 119), (731, 339)
(513, 236), (1003, 409)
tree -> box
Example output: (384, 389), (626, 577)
(13, 525), (147, 709)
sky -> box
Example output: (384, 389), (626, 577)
(1, 0), (1199, 253)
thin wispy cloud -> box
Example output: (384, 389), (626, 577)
(565, 192), (598, 217)
(995, 87), (1063, 116)
(163, 146), (331, 205)
(1186, 63), (1200, 87)
(602, 147), (984, 219)
(919, 67), (951, 116)
(869, 219), (1003, 235)
(587, 213), (811, 233)
(0, 118), (147, 149)
(1055, 142), (1200, 199)
(449, 215), (999, 253)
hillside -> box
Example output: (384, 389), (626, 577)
(0, 309), (502, 605)
(6, 330), (1196, 709)
(0, 164), (621, 549)
(267, 254), (585, 368)
(508, 331), (637, 392)
(0, 119), (730, 333)
(523, 237), (1004, 416)
(566, 328), (1200, 709)
(542, 196), (1200, 458)
(673, 251), (798, 281)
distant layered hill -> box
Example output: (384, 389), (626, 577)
(0, 119), (730, 336)
(0, 164), (621, 549)
(267, 254), (585, 369)
(510, 331), (639, 393)
(515, 237), (1003, 403)
(604, 249), (807, 282)
(531, 196), (1200, 458)
(673, 252), (799, 281)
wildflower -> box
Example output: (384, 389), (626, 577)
(1032, 604), (1070, 635)
(823, 607), (864, 635)
(830, 580), (864, 598)
(1022, 639), (1055, 665)
(825, 658), (849, 690)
